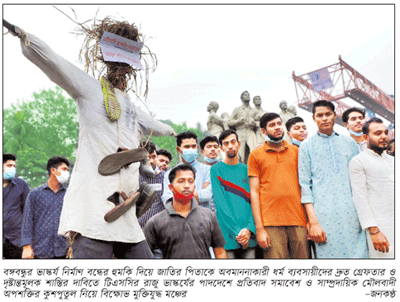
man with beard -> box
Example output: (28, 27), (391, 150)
(210, 130), (257, 259)
(248, 113), (309, 259)
(342, 107), (367, 152)
(349, 118), (394, 258)
(228, 91), (257, 163)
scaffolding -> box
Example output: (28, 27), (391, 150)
(292, 55), (394, 127)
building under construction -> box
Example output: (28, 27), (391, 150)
(292, 56), (394, 132)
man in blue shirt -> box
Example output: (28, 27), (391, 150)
(298, 100), (368, 258)
(162, 131), (213, 209)
(3, 153), (30, 259)
(21, 156), (70, 259)
(200, 135), (221, 212)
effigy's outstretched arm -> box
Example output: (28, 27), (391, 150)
(5, 20), (98, 102)
(136, 107), (176, 137)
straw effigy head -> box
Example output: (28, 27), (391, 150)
(74, 16), (157, 96)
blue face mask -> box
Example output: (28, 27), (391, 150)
(349, 129), (363, 137)
(3, 167), (16, 180)
(291, 138), (302, 147)
(204, 155), (219, 164)
(266, 134), (284, 143)
(181, 148), (198, 163)
(154, 166), (160, 172)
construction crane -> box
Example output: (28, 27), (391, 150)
(292, 55), (394, 128)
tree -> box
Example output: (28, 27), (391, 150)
(3, 87), (208, 186)
(3, 86), (78, 188)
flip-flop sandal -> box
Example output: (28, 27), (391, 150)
(136, 182), (158, 218)
(98, 148), (148, 176)
(104, 191), (140, 223)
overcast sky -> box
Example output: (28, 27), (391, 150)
(2, 4), (394, 134)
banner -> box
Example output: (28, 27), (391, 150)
(99, 31), (143, 69)
(309, 68), (333, 92)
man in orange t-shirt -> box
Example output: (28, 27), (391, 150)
(248, 112), (309, 259)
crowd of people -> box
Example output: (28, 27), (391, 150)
(3, 101), (394, 259)
(3, 19), (394, 260)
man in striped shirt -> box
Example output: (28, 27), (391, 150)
(138, 141), (165, 229)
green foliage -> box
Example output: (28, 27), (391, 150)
(3, 87), (78, 188)
(3, 86), (207, 186)
(144, 120), (208, 168)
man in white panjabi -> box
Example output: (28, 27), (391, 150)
(7, 18), (175, 258)
(349, 118), (394, 258)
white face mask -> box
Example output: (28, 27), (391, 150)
(349, 129), (363, 137)
(266, 134), (284, 143)
(180, 148), (198, 163)
(55, 170), (70, 184)
(204, 155), (219, 164)
(3, 167), (16, 180)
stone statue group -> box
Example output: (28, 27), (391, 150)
(207, 91), (297, 163)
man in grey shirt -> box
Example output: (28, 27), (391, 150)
(144, 164), (227, 259)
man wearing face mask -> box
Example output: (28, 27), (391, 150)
(342, 107), (367, 152)
(285, 117), (308, 147)
(199, 136), (220, 212)
(248, 113), (309, 259)
(161, 131), (213, 209)
(144, 164), (227, 258)
(3, 154), (30, 259)
(200, 136), (221, 167)
(21, 156), (70, 259)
